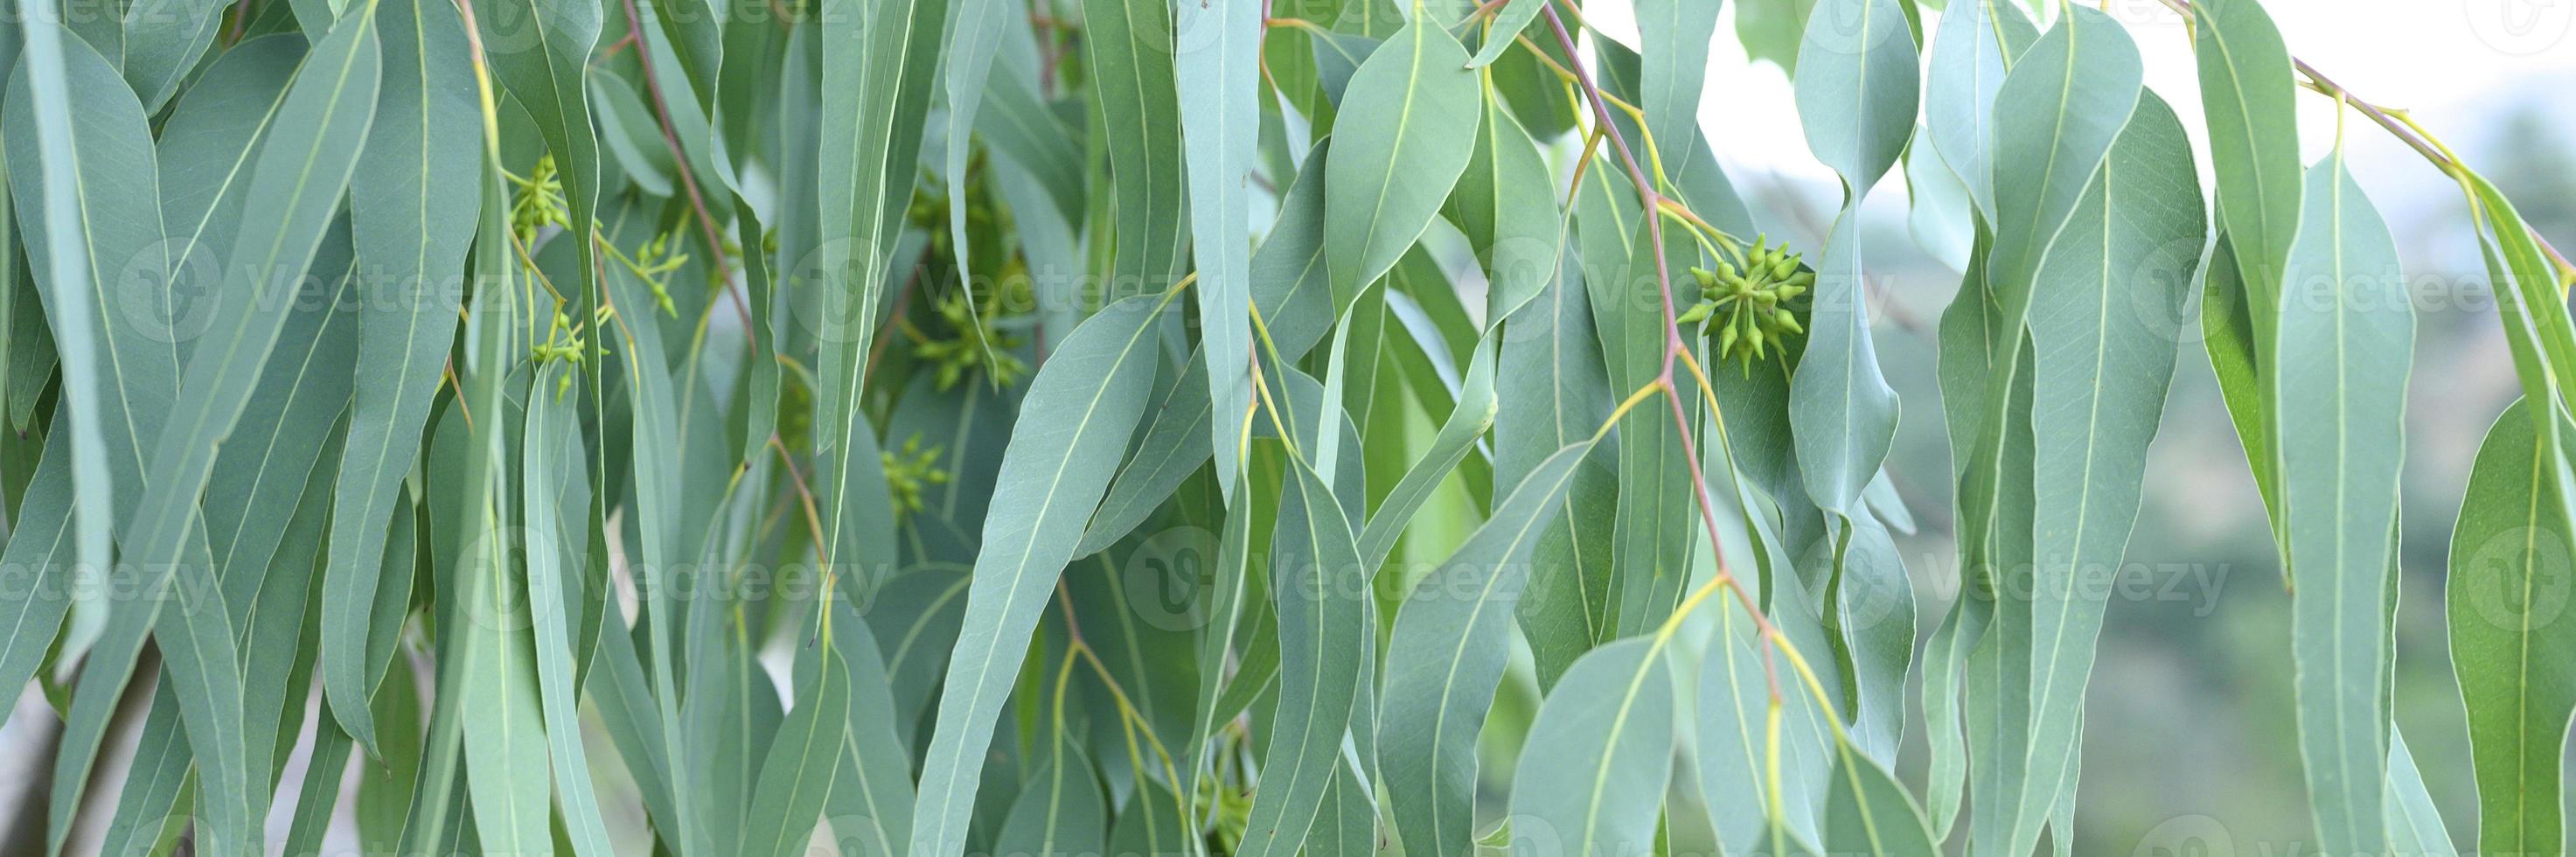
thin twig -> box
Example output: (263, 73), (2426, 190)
(612, 0), (761, 348)
(2154, 0), (2575, 282)
(1540, 5), (1787, 702)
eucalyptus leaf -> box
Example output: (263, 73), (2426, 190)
(1323, 14), (1479, 301)
(2276, 151), (2411, 857)
(908, 294), (1175, 857)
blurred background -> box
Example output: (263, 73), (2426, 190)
(1563, 0), (2576, 852)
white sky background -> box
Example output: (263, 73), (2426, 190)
(1575, 0), (2576, 256)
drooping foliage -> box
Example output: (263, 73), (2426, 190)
(0, 0), (2565, 854)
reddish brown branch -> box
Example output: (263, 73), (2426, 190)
(613, 0), (760, 348)
(1540, 4), (1784, 699)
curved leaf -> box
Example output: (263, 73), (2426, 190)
(2191, 0), (2302, 324)
(74, 11), (383, 852)
(1506, 635), (1674, 857)
(324, 0), (476, 754)
(2277, 150), (2411, 857)
(1323, 14), (1479, 300)
(1499, 261), (1616, 687)
(1382, 438), (1598, 857)
(1235, 459), (1368, 857)
(1922, 0), (2036, 221)
(2012, 92), (2204, 852)
(1085, 0), (1189, 300)
(907, 293), (1175, 857)
(1822, 739), (1940, 857)
(1176, 0), (1261, 491)
(526, 362), (616, 856)
(1464, 0), (1547, 67)
(2450, 396), (2576, 857)
(1356, 333), (1498, 571)
(1787, 209), (1898, 516)
(1792, 0), (1917, 191)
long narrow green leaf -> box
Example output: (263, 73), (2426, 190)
(324, 0), (476, 754)
(1786, 0), (1913, 517)
(359, 648), (423, 853)
(1961, 353), (2038, 854)
(2191, 0), (2302, 563)
(1828, 508), (1914, 762)
(2450, 394), (2576, 857)
(1507, 635), (1674, 857)
(940, 0), (1007, 275)
(2454, 170), (2576, 857)
(1356, 334), (1497, 571)
(74, 11), (383, 852)
(1087, 0), (1189, 303)
(1382, 438), (1598, 857)
(1791, 0), (1915, 192)
(2011, 92), (2205, 853)
(1922, 0), (2036, 221)
(2191, 0), (2301, 334)
(1926, 224), (1997, 839)
(1, 18), (157, 780)
(1787, 209), (1898, 517)
(5, 0), (110, 619)
(101, 54), (320, 839)
(103, 390), (349, 855)
(525, 361), (616, 855)
(821, 593), (917, 857)
(282, 721), (357, 855)
(1322, 13), (1478, 301)
(225, 243), (359, 790)
(598, 200), (712, 856)
(739, 606), (860, 857)
(1638, 0), (1723, 182)
(1187, 470), (1256, 807)
(1445, 87), (1557, 326)
(1592, 213), (1695, 636)
(1934, 10), (2139, 849)
(816, 0), (947, 716)
(1983, 7), (2141, 303)
(449, 120), (561, 857)
(2200, 234), (2282, 522)
(1236, 458), (1367, 857)
(1499, 262), (1615, 687)
(1176, 0), (1260, 493)
(1822, 738), (1941, 857)
(2276, 149), (2411, 857)
(907, 293), (1174, 857)
(1081, 142), (1340, 557)
(398, 128), (514, 857)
